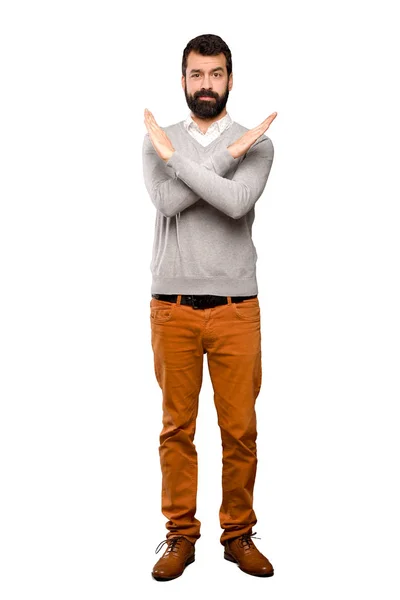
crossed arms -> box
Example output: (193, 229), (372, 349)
(142, 133), (274, 220)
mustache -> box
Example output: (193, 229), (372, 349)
(194, 91), (218, 99)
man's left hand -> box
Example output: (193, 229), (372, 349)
(144, 108), (175, 162)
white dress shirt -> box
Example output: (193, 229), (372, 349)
(183, 111), (233, 147)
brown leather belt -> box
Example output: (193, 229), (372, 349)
(151, 294), (258, 310)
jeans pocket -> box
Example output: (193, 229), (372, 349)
(150, 298), (175, 323)
(232, 298), (260, 322)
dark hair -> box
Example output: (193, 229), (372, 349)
(182, 34), (232, 78)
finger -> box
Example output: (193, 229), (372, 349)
(145, 110), (155, 123)
(265, 112), (278, 123)
(147, 114), (159, 131)
(148, 121), (160, 133)
(259, 112), (277, 125)
(260, 114), (277, 128)
(146, 110), (157, 124)
(256, 113), (278, 133)
(251, 113), (277, 132)
(144, 117), (156, 133)
(151, 116), (161, 130)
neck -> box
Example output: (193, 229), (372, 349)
(190, 109), (227, 134)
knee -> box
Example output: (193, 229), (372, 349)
(160, 418), (197, 446)
(219, 416), (257, 446)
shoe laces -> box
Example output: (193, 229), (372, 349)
(237, 531), (261, 550)
(155, 535), (186, 555)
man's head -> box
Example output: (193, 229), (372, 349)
(181, 34), (233, 120)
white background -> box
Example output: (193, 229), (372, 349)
(1, 0), (399, 598)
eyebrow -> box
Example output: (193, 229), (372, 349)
(189, 67), (225, 74)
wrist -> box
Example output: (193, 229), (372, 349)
(227, 145), (239, 160)
(163, 149), (175, 163)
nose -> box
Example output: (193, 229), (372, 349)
(202, 73), (213, 89)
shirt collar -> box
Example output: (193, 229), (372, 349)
(183, 112), (232, 134)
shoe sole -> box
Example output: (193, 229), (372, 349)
(224, 551), (274, 577)
(151, 554), (195, 581)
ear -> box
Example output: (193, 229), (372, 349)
(228, 72), (233, 91)
(181, 75), (186, 91)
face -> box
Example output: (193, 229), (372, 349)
(182, 51), (233, 119)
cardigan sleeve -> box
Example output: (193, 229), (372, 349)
(165, 135), (274, 219)
(142, 133), (238, 217)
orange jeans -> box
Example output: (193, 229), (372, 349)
(150, 294), (262, 546)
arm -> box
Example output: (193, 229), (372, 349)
(165, 135), (274, 220)
(142, 133), (238, 217)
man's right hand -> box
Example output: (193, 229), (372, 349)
(227, 112), (278, 159)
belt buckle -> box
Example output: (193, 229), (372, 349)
(191, 295), (213, 310)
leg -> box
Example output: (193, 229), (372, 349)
(204, 297), (262, 546)
(150, 296), (205, 544)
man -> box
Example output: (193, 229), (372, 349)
(143, 33), (277, 581)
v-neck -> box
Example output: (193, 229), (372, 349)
(178, 121), (236, 153)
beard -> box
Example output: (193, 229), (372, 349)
(184, 82), (230, 119)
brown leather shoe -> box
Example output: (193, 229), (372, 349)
(224, 532), (274, 577)
(152, 536), (195, 581)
